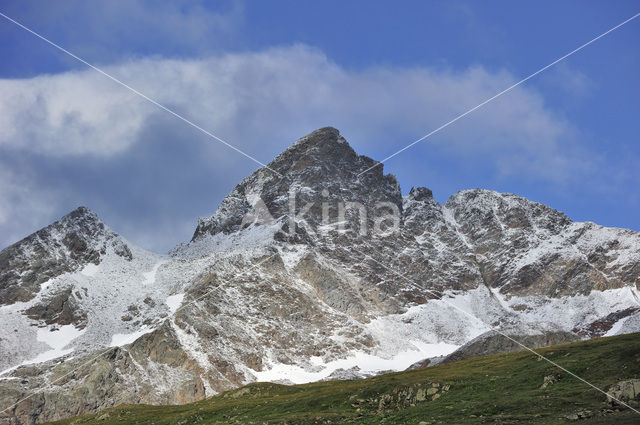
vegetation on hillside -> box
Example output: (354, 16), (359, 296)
(46, 333), (640, 424)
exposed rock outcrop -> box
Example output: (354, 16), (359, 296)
(607, 379), (640, 407)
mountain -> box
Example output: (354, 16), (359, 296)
(0, 206), (132, 306)
(0, 207), (175, 374)
(1, 127), (640, 424)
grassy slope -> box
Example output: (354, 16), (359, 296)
(46, 333), (640, 425)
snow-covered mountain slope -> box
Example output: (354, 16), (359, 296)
(445, 189), (640, 297)
(0, 208), (179, 372)
(1, 127), (640, 425)
(0, 207), (133, 306)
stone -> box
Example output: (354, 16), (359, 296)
(540, 374), (559, 389)
(607, 379), (640, 406)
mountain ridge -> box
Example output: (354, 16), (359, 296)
(1, 127), (640, 425)
(0, 206), (133, 307)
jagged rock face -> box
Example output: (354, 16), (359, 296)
(444, 190), (640, 297)
(193, 127), (401, 240)
(0, 207), (132, 306)
(193, 127), (640, 302)
(0, 207), (172, 372)
(1, 127), (640, 425)
(0, 340), (207, 425)
(24, 287), (87, 328)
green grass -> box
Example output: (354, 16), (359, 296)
(46, 333), (640, 424)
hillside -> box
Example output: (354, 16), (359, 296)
(44, 332), (640, 424)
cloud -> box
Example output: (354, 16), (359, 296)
(539, 62), (594, 98)
(0, 45), (600, 251)
(0, 45), (582, 167)
(0, 72), (146, 156)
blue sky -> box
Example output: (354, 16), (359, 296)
(0, 0), (638, 252)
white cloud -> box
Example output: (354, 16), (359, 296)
(0, 72), (146, 156)
(0, 44), (584, 178)
(0, 45), (602, 250)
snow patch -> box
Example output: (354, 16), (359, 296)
(80, 262), (100, 277)
(39, 278), (57, 291)
(605, 316), (630, 337)
(166, 293), (185, 314)
(278, 245), (308, 270)
(110, 327), (153, 347)
(22, 325), (85, 365)
(253, 341), (458, 385)
(172, 223), (279, 260)
(502, 287), (640, 332)
(142, 260), (166, 285)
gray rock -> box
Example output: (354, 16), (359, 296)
(0, 207), (131, 307)
(607, 379), (640, 406)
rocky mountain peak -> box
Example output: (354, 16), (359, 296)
(264, 126), (392, 185)
(56, 206), (107, 236)
(407, 187), (434, 202)
(445, 189), (573, 235)
(192, 127), (401, 239)
(269, 127), (358, 171)
(279, 126), (346, 155)
(64, 205), (99, 221)
(0, 206), (132, 306)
